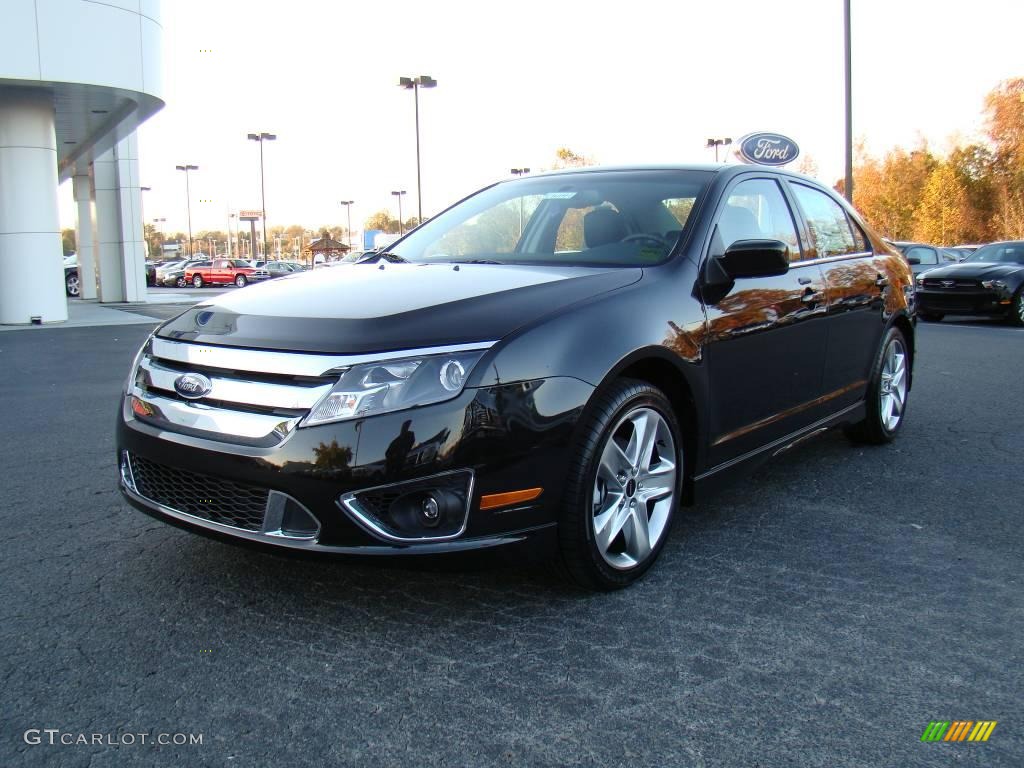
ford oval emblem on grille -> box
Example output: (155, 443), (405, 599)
(941, 280), (955, 287)
(174, 373), (212, 400)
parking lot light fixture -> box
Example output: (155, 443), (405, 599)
(174, 164), (198, 256)
(705, 138), (732, 162)
(391, 190), (407, 235)
(247, 132), (276, 257)
(398, 75), (437, 223)
(339, 200), (354, 250)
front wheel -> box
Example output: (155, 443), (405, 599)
(234, 274), (247, 288)
(65, 273), (80, 297)
(1011, 290), (1024, 327)
(845, 326), (910, 444)
(192, 274), (203, 288)
(175, 276), (187, 288)
(558, 379), (682, 590)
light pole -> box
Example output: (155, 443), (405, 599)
(398, 75), (437, 223)
(705, 137), (732, 162)
(391, 190), (407, 235)
(843, 0), (853, 202)
(339, 200), (354, 251)
(246, 132), (276, 257)
(510, 168), (530, 236)
(175, 164), (198, 256)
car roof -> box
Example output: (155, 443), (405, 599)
(508, 163), (817, 183)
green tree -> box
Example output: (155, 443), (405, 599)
(61, 228), (76, 255)
(364, 210), (402, 234)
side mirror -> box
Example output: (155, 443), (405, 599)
(907, 256), (921, 265)
(716, 239), (790, 280)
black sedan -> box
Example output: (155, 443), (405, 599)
(118, 165), (915, 590)
(915, 240), (1024, 324)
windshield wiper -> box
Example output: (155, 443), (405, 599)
(450, 258), (504, 265)
(356, 251), (408, 264)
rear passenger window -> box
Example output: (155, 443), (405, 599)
(719, 179), (802, 261)
(791, 183), (863, 258)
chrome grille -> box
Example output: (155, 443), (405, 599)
(923, 278), (980, 289)
(128, 338), (344, 445)
(128, 454), (268, 531)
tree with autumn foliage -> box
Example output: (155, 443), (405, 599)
(847, 78), (1024, 244)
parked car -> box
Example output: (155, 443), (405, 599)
(888, 241), (961, 275)
(185, 258), (269, 287)
(915, 240), (1024, 324)
(64, 264), (80, 297)
(118, 165), (914, 590)
(262, 261), (300, 279)
(156, 260), (200, 287)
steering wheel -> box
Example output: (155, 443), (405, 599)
(621, 233), (669, 247)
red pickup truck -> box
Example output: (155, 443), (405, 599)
(185, 259), (269, 288)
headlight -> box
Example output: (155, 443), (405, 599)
(124, 336), (152, 394)
(915, 276), (925, 287)
(301, 349), (488, 427)
(981, 279), (1006, 290)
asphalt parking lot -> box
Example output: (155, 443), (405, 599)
(1, 317), (1021, 767)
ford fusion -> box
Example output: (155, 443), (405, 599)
(118, 166), (915, 590)
(914, 240), (1024, 324)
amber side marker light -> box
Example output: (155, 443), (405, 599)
(479, 488), (543, 511)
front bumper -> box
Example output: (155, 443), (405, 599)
(916, 287), (1013, 316)
(117, 377), (593, 557)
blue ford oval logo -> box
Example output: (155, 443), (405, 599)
(173, 373), (212, 400)
(736, 132), (800, 166)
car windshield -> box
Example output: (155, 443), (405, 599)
(388, 170), (712, 267)
(964, 242), (1024, 264)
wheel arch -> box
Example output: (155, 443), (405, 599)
(890, 311), (915, 391)
(587, 348), (702, 505)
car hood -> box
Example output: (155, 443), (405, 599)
(156, 262), (642, 354)
(920, 262), (1024, 280)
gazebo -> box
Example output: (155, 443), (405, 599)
(304, 233), (350, 264)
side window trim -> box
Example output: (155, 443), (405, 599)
(704, 174), (805, 264)
(785, 179), (873, 263)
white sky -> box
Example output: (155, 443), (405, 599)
(58, 0), (1024, 238)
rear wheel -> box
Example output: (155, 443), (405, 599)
(234, 274), (247, 288)
(175, 276), (187, 288)
(192, 274), (203, 288)
(558, 379), (682, 590)
(65, 272), (80, 297)
(845, 326), (910, 444)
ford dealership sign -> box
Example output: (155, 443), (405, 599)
(735, 132), (800, 166)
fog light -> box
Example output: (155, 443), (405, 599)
(337, 469), (473, 542)
(421, 495), (441, 525)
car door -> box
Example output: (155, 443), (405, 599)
(213, 259), (231, 284)
(788, 182), (887, 410)
(702, 176), (830, 466)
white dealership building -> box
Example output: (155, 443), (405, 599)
(0, 0), (164, 324)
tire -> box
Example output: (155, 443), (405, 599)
(234, 274), (247, 288)
(65, 273), (80, 297)
(844, 326), (910, 445)
(919, 312), (943, 322)
(1011, 290), (1024, 327)
(192, 274), (203, 288)
(175, 276), (187, 288)
(557, 378), (682, 591)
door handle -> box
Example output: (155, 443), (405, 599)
(801, 288), (823, 304)
(797, 276), (813, 285)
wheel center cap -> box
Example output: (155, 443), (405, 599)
(626, 479), (637, 497)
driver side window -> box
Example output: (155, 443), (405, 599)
(719, 179), (801, 261)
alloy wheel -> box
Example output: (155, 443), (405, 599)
(591, 407), (677, 570)
(879, 337), (908, 431)
(66, 275), (80, 297)
(1016, 293), (1024, 324)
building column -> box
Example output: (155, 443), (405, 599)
(0, 88), (67, 324)
(93, 135), (147, 302)
(72, 172), (97, 300)
(93, 146), (124, 302)
(114, 134), (147, 302)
